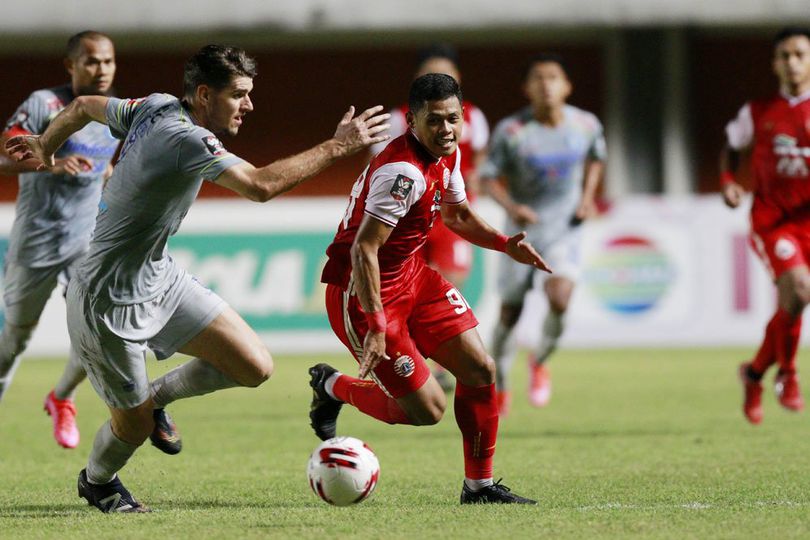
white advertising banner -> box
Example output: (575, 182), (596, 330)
(0, 195), (787, 357)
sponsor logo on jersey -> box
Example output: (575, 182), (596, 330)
(45, 97), (63, 112)
(390, 174), (414, 201)
(4, 110), (28, 131)
(203, 135), (227, 156)
(393, 355), (415, 377)
(775, 237), (797, 261)
(773, 134), (810, 178)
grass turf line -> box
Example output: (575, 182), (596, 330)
(1, 349), (810, 539)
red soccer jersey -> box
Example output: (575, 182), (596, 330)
(727, 93), (810, 231)
(321, 131), (467, 295)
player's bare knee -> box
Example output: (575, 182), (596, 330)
(410, 400), (445, 425)
(500, 304), (523, 328)
(111, 406), (154, 445)
(241, 345), (274, 387)
(466, 355), (496, 386)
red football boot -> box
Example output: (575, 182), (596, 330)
(44, 390), (80, 448)
(529, 362), (552, 408)
(775, 372), (804, 412)
(738, 363), (763, 425)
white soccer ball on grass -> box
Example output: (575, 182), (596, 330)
(307, 436), (380, 506)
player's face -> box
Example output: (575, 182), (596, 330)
(206, 76), (254, 136)
(524, 62), (571, 110)
(773, 35), (810, 93)
(67, 38), (116, 96)
(407, 96), (464, 158)
(415, 57), (461, 85)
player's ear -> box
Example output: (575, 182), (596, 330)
(64, 57), (74, 77)
(196, 85), (211, 106)
(405, 110), (415, 129)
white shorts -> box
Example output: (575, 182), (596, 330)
(3, 257), (81, 326)
(67, 271), (227, 409)
(497, 230), (582, 305)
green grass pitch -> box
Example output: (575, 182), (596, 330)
(1, 349), (810, 539)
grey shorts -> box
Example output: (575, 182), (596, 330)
(498, 230), (582, 305)
(67, 271), (227, 409)
(3, 257), (81, 326)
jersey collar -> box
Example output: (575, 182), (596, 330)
(781, 89), (810, 107)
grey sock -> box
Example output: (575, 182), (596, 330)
(491, 322), (517, 391)
(86, 420), (139, 485)
(150, 358), (239, 408)
(53, 346), (87, 400)
(535, 311), (565, 364)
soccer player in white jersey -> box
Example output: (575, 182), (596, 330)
(6, 44), (389, 513)
(481, 54), (606, 415)
(0, 31), (121, 449)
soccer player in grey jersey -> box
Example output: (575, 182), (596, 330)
(0, 31), (118, 449)
(480, 54), (606, 415)
(6, 44), (390, 513)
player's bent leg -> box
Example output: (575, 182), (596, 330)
(0, 322), (36, 402)
(394, 376), (446, 425)
(772, 268), (808, 411)
(44, 345), (86, 449)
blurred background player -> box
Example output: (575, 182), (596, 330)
(722, 27), (810, 425)
(481, 54), (606, 414)
(7, 44), (389, 513)
(310, 73), (548, 504)
(0, 31), (118, 449)
(369, 43), (489, 392)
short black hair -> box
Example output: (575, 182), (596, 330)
(408, 73), (463, 114)
(525, 53), (568, 80)
(66, 30), (112, 59)
(415, 43), (460, 71)
(183, 45), (258, 99)
(774, 27), (810, 48)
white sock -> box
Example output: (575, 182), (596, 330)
(53, 346), (87, 400)
(86, 420), (139, 485)
(324, 372), (341, 400)
(491, 321), (517, 391)
(464, 477), (494, 491)
(535, 311), (565, 364)
(151, 358), (239, 408)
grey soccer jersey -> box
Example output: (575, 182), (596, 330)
(480, 105), (606, 251)
(3, 85), (118, 267)
(75, 93), (243, 304)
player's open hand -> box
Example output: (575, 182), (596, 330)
(506, 231), (552, 273)
(722, 181), (745, 209)
(508, 204), (539, 227)
(52, 155), (94, 177)
(359, 330), (389, 379)
(333, 105), (391, 157)
(4, 134), (54, 170)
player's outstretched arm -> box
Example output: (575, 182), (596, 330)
(4, 96), (109, 170)
(442, 201), (551, 273)
(350, 215), (394, 379)
(719, 145), (746, 209)
(575, 159), (605, 221)
(216, 106), (390, 202)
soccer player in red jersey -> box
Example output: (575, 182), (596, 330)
(310, 73), (549, 504)
(722, 27), (810, 424)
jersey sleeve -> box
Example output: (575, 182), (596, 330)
(444, 149), (467, 205)
(105, 96), (149, 139)
(3, 91), (50, 137)
(369, 109), (407, 157)
(479, 120), (510, 180)
(725, 103), (754, 151)
(365, 162), (427, 226)
(468, 106), (490, 152)
(177, 128), (245, 181)
(588, 117), (608, 162)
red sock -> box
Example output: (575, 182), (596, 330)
(332, 374), (412, 425)
(750, 311), (781, 375)
(774, 310), (802, 376)
(454, 382), (498, 480)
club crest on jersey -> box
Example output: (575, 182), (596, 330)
(442, 168), (450, 189)
(390, 174), (415, 201)
(775, 238), (797, 261)
(393, 355), (415, 378)
(202, 135), (227, 156)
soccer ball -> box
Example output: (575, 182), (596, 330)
(307, 436), (380, 506)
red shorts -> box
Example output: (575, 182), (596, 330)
(324, 264), (479, 398)
(421, 218), (473, 276)
(750, 221), (810, 279)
